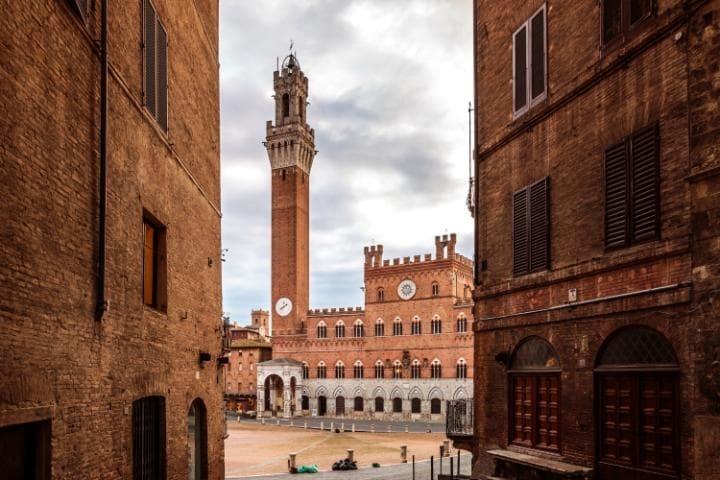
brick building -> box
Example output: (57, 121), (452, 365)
(255, 54), (474, 421)
(0, 1), (224, 479)
(224, 311), (272, 413)
(464, 1), (720, 479)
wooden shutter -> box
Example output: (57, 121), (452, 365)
(530, 8), (546, 101)
(513, 25), (528, 114)
(630, 124), (659, 243)
(604, 140), (629, 249)
(156, 23), (168, 131)
(143, 222), (156, 306)
(143, 0), (157, 117)
(513, 188), (529, 275)
(529, 177), (549, 272)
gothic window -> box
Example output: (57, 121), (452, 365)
(375, 360), (385, 379)
(301, 362), (309, 379)
(431, 316), (442, 335)
(377, 288), (385, 302)
(411, 398), (422, 414)
(456, 314), (468, 333)
(335, 320), (345, 338)
(301, 395), (310, 410)
(132, 396), (166, 480)
(393, 317), (403, 336)
(431, 282), (440, 296)
(316, 361), (326, 379)
(353, 319), (364, 337)
(354, 397), (364, 412)
(411, 359), (422, 379)
(354, 360), (364, 379)
(335, 361), (345, 379)
(456, 358), (468, 379)
(317, 321), (327, 339)
(411, 317), (422, 335)
(375, 318), (385, 337)
(509, 337), (561, 452)
(392, 360), (403, 379)
(392, 397), (402, 413)
(431, 359), (442, 379)
(375, 397), (384, 413)
(430, 398), (442, 415)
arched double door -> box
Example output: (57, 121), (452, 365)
(595, 326), (680, 480)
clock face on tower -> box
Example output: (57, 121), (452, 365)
(397, 279), (417, 301)
(275, 297), (293, 317)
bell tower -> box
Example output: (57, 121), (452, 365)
(266, 53), (315, 336)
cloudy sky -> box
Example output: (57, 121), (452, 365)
(220, 0), (474, 323)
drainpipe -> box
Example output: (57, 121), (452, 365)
(95, 0), (108, 321)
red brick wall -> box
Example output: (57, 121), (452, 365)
(0, 1), (224, 478)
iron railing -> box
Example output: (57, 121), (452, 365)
(446, 399), (473, 436)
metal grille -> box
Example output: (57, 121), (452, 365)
(511, 337), (559, 370)
(132, 396), (165, 480)
(446, 399), (473, 436)
(598, 327), (677, 366)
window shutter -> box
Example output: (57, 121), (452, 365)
(529, 177), (549, 272)
(513, 26), (528, 114)
(143, 0), (157, 117)
(68, 0), (88, 21)
(604, 140), (629, 249)
(530, 8), (546, 101)
(630, 124), (659, 243)
(156, 23), (168, 131)
(513, 188), (529, 276)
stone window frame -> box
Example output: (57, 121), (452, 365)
(353, 360), (364, 379)
(431, 359), (442, 379)
(411, 359), (422, 379)
(335, 361), (345, 379)
(392, 317), (403, 336)
(375, 318), (385, 337)
(456, 358), (468, 379)
(316, 321), (327, 339)
(353, 319), (364, 338)
(374, 360), (385, 379)
(335, 320), (345, 338)
(316, 361), (327, 379)
(392, 360), (403, 379)
(431, 315), (442, 335)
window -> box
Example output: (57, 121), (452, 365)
(301, 395), (310, 410)
(335, 321), (345, 338)
(604, 124), (660, 250)
(411, 317), (422, 335)
(411, 360), (422, 379)
(0, 420), (51, 480)
(354, 361), (364, 379)
(317, 362), (326, 379)
(393, 318), (403, 336)
(509, 337), (560, 452)
(513, 177), (550, 276)
(411, 398), (422, 414)
(187, 399), (207, 480)
(430, 398), (442, 415)
(375, 318), (385, 337)
(392, 360), (403, 379)
(392, 397), (402, 413)
(354, 397), (364, 412)
(431, 316), (442, 335)
(317, 321), (327, 339)
(353, 319), (364, 337)
(513, 5), (546, 117)
(301, 362), (309, 379)
(431, 282), (439, 296)
(377, 288), (385, 302)
(282, 94), (290, 117)
(143, 215), (167, 310)
(603, 0), (653, 46)
(375, 397), (384, 413)
(132, 396), (166, 480)
(431, 359), (442, 379)
(456, 315), (468, 333)
(456, 358), (468, 379)
(336, 396), (345, 416)
(375, 361), (385, 379)
(143, 0), (168, 130)
(335, 361), (345, 379)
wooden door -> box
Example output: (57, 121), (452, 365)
(597, 372), (678, 480)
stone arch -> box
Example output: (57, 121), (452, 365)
(372, 386), (387, 399)
(408, 386), (423, 400)
(353, 386), (366, 398)
(333, 386), (346, 398)
(453, 387), (469, 400)
(427, 386), (443, 401)
(389, 386), (403, 400)
(315, 385), (328, 398)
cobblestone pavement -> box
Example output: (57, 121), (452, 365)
(229, 414), (445, 434)
(226, 454), (472, 480)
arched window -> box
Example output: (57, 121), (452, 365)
(431, 281), (440, 296)
(374, 360), (385, 379)
(188, 398), (207, 480)
(456, 314), (468, 333)
(335, 320), (345, 338)
(375, 318), (385, 337)
(336, 396), (345, 416)
(509, 337), (561, 451)
(431, 359), (442, 379)
(377, 287), (385, 302)
(411, 359), (422, 379)
(430, 398), (442, 414)
(316, 361), (327, 379)
(411, 398), (422, 414)
(335, 361), (345, 379)
(393, 317), (403, 336)
(392, 397), (402, 413)
(595, 326), (679, 478)
(354, 396), (364, 412)
(282, 93), (290, 117)
(354, 360), (364, 379)
(353, 319), (364, 337)
(317, 321), (327, 339)
(298, 96), (305, 121)
(392, 360), (403, 379)
(374, 397), (384, 413)
(411, 316), (422, 335)
(431, 315), (442, 334)
(456, 358), (467, 379)
(301, 395), (309, 410)
(301, 362), (309, 379)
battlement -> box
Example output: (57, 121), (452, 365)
(364, 234), (472, 270)
(307, 306), (364, 316)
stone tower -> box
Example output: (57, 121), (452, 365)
(266, 53), (315, 336)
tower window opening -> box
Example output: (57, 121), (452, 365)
(282, 94), (290, 117)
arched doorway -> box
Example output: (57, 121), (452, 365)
(411, 398), (421, 414)
(392, 397), (402, 413)
(594, 326), (679, 480)
(188, 399), (208, 480)
(318, 396), (327, 416)
(264, 374), (284, 416)
(301, 395), (309, 411)
(374, 397), (384, 413)
(336, 396), (345, 416)
(354, 396), (364, 412)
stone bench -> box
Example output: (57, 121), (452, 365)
(487, 449), (593, 480)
